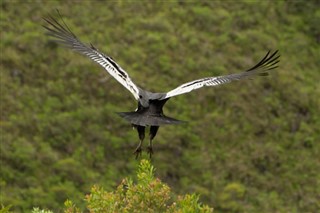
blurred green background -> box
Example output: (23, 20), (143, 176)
(1, 0), (319, 212)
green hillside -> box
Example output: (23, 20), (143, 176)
(1, 1), (319, 212)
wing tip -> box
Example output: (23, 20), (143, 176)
(246, 49), (280, 73)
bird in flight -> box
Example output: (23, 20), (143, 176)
(43, 13), (280, 158)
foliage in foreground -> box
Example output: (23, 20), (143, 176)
(31, 160), (213, 213)
(0, 205), (13, 213)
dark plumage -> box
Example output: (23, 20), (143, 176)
(43, 13), (280, 158)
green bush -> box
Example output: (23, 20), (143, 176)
(62, 159), (213, 213)
(0, 205), (13, 213)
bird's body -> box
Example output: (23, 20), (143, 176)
(118, 94), (183, 158)
(118, 98), (182, 126)
(43, 13), (280, 158)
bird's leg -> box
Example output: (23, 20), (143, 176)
(147, 126), (159, 158)
(134, 125), (145, 159)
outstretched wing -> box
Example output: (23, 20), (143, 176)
(43, 15), (140, 100)
(160, 50), (280, 100)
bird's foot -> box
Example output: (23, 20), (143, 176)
(133, 146), (142, 159)
(147, 146), (153, 159)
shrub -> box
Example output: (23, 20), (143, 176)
(64, 159), (213, 213)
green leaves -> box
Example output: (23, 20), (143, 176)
(64, 159), (213, 213)
(0, 205), (13, 213)
(217, 183), (246, 212)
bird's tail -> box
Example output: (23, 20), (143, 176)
(117, 112), (185, 126)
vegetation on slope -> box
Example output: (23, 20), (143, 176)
(1, 1), (319, 212)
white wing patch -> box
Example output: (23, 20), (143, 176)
(43, 16), (140, 100)
(161, 50), (279, 99)
(83, 49), (140, 100)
